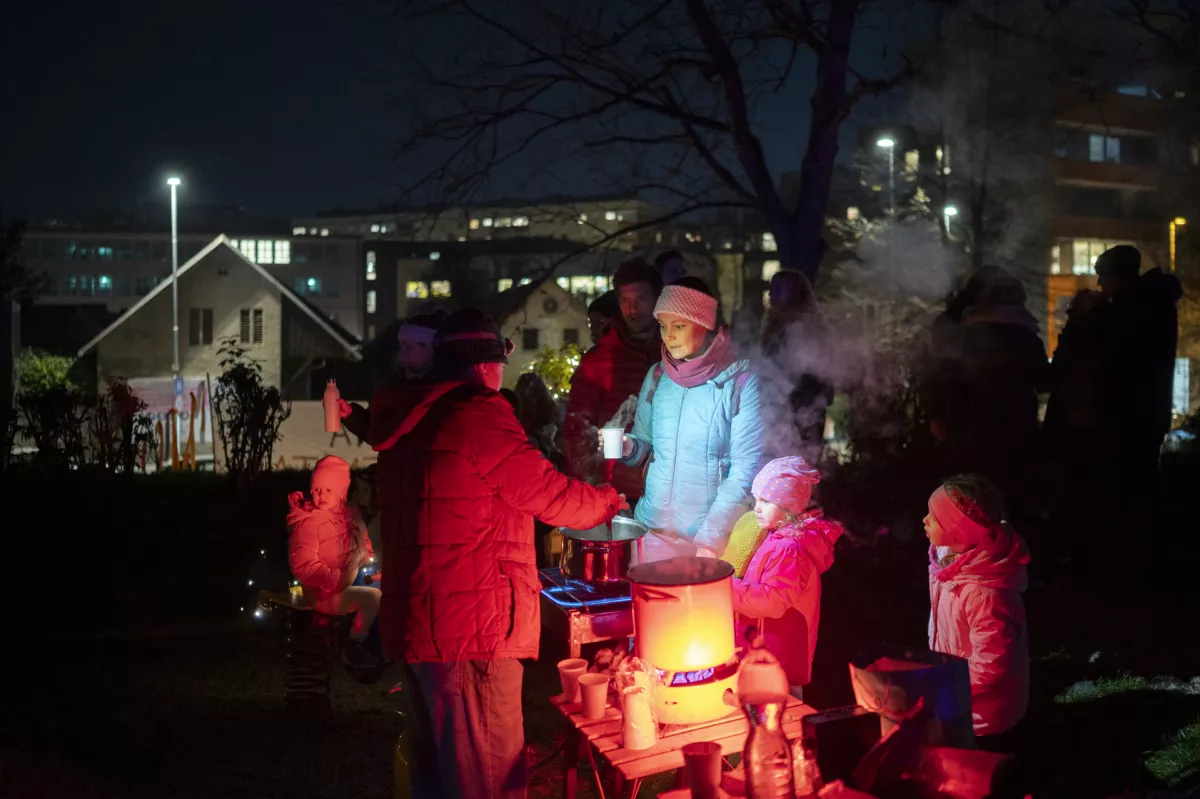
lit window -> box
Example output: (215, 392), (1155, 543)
(556, 277), (570, 291)
(498, 278), (513, 292)
(1050, 245), (1061, 275)
(1088, 134), (1120, 163)
(605, 211), (617, 221)
(905, 150), (919, 173)
(497, 217), (512, 228)
(519, 276), (532, 286)
(847, 206), (860, 221)
(470, 218), (481, 230)
(320, 228), (330, 237)
(406, 281), (430, 299)
(1068, 238), (1135, 275)
(366, 290), (377, 314)
(256, 240), (274, 264)
(578, 214), (588, 224)
(366, 251), (377, 281)
(430, 280), (451, 297)
(238, 240), (256, 262)
(98, 275), (113, 294)
(370, 224), (381, 233)
(482, 218), (494, 228)
(761, 233), (777, 252)
(762, 260), (781, 282)
(513, 216), (529, 227)
(367, 324), (376, 340)
(293, 226), (307, 235)
(274, 240), (290, 264)
(429, 251), (441, 261)
(97, 246), (113, 260)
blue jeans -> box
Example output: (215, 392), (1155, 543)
(406, 659), (526, 799)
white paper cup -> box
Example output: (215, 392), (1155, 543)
(557, 658), (589, 702)
(601, 428), (624, 459)
(578, 673), (610, 719)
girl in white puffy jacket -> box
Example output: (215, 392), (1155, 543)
(924, 474), (1031, 748)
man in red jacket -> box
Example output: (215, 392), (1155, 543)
(564, 258), (663, 503)
(371, 308), (623, 799)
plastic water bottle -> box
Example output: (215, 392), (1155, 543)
(792, 738), (822, 797)
(323, 379), (341, 433)
(738, 640), (794, 798)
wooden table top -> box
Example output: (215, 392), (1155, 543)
(551, 693), (813, 782)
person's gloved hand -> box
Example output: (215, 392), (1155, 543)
(597, 484), (629, 515)
(337, 398), (354, 419)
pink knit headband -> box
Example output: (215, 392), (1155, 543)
(654, 285), (718, 331)
(929, 486), (992, 545)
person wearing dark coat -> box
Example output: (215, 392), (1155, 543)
(1093, 246), (1183, 568)
(930, 269), (1051, 523)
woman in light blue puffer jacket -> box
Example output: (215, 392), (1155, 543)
(616, 278), (767, 562)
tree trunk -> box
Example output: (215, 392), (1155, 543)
(788, 0), (861, 279)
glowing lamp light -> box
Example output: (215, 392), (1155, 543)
(166, 176), (181, 187)
(1175, 217), (1188, 226)
(876, 137), (895, 148)
(944, 206), (958, 217)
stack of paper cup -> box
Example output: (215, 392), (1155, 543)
(601, 427), (624, 459)
(621, 686), (657, 750)
(578, 673), (610, 720)
(557, 658), (588, 702)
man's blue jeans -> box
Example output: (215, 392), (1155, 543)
(406, 659), (527, 799)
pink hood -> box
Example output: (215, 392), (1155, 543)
(929, 525), (1030, 592)
(771, 510), (843, 573)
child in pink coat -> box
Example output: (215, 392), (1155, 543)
(288, 456), (381, 668)
(925, 474), (1031, 745)
(732, 456), (843, 700)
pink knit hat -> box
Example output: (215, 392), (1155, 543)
(654, 284), (719, 331)
(751, 456), (821, 515)
(312, 456), (351, 497)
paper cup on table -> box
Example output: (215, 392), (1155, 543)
(682, 741), (723, 799)
(621, 686), (657, 750)
(601, 427), (624, 459)
(556, 658), (588, 702)
(578, 673), (610, 720)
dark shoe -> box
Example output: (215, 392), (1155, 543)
(342, 639), (379, 669)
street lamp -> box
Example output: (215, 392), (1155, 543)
(167, 177), (182, 407)
(943, 205), (958, 234)
(876, 138), (896, 214)
(1170, 216), (1186, 272)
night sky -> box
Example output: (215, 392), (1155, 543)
(1, 1), (902, 224)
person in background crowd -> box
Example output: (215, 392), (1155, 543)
(371, 308), (625, 799)
(341, 312), (445, 440)
(1043, 289), (1107, 563)
(655, 250), (687, 285)
(1093, 246), (1182, 574)
(565, 259), (663, 505)
(587, 290), (620, 347)
(924, 474), (1030, 751)
(928, 268), (1050, 526)
(731, 456), (843, 701)
(611, 277), (767, 561)
(760, 270), (833, 464)
(499, 387), (520, 416)
(287, 456), (381, 669)
(515, 372), (566, 567)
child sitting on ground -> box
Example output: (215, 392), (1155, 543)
(925, 474), (1030, 747)
(730, 456), (843, 700)
(288, 455), (381, 668)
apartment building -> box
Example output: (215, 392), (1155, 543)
(22, 230), (365, 339)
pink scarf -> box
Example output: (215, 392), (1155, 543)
(661, 327), (736, 388)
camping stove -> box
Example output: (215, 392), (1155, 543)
(629, 557), (740, 726)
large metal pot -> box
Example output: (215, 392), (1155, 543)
(629, 556), (736, 673)
(560, 516), (648, 584)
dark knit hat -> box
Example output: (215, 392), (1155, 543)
(436, 308), (514, 367)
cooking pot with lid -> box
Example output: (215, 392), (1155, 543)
(629, 556), (736, 674)
(559, 516), (648, 584)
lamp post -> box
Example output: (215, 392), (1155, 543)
(167, 177), (182, 408)
(876, 137), (896, 214)
(943, 205), (958, 236)
(1170, 216), (1186, 272)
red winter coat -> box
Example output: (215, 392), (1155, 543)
(287, 495), (375, 614)
(371, 380), (621, 663)
(564, 322), (660, 498)
(928, 526), (1031, 736)
(733, 511), (842, 687)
